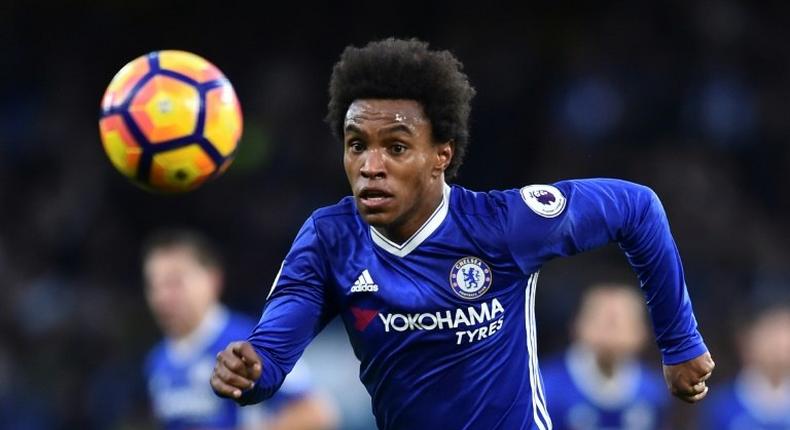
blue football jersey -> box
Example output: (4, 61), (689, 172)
(541, 345), (669, 430)
(242, 179), (708, 430)
(145, 306), (310, 430)
(700, 369), (790, 430)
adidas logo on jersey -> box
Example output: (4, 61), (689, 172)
(351, 269), (379, 293)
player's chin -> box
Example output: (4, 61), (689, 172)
(157, 317), (185, 336)
(356, 204), (393, 226)
(358, 209), (393, 227)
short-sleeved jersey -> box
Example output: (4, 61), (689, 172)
(700, 369), (790, 430)
(243, 179), (708, 430)
(541, 345), (669, 430)
(145, 306), (310, 430)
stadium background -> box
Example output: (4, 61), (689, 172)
(1, 1), (788, 428)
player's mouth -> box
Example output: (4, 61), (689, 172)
(358, 187), (394, 211)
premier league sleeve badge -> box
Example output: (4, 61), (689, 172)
(520, 184), (567, 218)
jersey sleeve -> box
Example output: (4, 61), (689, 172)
(239, 217), (337, 404)
(500, 178), (708, 365)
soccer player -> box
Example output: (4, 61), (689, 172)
(700, 304), (790, 430)
(210, 38), (715, 430)
(541, 283), (669, 430)
(142, 229), (337, 430)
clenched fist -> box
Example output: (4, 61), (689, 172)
(663, 351), (715, 403)
(211, 341), (262, 399)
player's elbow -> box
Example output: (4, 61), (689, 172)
(629, 182), (667, 222)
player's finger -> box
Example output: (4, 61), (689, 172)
(233, 342), (262, 364)
(214, 363), (256, 389)
(210, 374), (243, 399)
(685, 385), (709, 403)
(233, 342), (263, 379)
(672, 379), (700, 398)
(217, 350), (246, 374)
(699, 371), (712, 382)
(243, 359), (262, 380)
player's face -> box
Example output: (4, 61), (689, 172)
(343, 99), (452, 242)
(742, 309), (790, 381)
(574, 287), (647, 362)
(143, 246), (221, 338)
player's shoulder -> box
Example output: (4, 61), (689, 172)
(310, 196), (357, 221)
(449, 184), (511, 217)
(305, 196), (367, 244)
(452, 182), (574, 220)
(308, 196), (365, 233)
(449, 183), (571, 251)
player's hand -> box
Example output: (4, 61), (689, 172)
(662, 351), (715, 403)
(211, 341), (262, 400)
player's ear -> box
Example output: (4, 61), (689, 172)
(432, 141), (453, 177)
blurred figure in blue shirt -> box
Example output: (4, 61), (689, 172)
(142, 229), (337, 430)
(542, 283), (669, 430)
(701, 304), (790, 430)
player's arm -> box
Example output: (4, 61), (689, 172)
(211, 218), (337, 405)
(502, 178), (714, 402)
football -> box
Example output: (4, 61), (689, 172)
(99, 50), (242, 192)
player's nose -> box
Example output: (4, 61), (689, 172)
(360, 148), (386, 179)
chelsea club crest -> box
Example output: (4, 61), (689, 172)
(449, 256), (493, 300)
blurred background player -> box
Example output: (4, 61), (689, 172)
(142, 229), (338, 430)
(542, 283), (669, 430)
(700, 304), (790, 430)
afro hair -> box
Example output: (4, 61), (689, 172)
(326, 38), (476, 179)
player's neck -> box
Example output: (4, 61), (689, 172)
(169, 304), (224, 344)
(747, 366), (789, 390)
(581, 346), (629, 379)
(595, 355), (617, 379)
(375, 181), (445, 244)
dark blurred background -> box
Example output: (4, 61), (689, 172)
(1, 1), (788, 429)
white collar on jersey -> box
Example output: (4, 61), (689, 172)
(370, 183), (451, 258)
(565, 343), (641, 408)
(165, 304), (229, 364)
(734, 367), (790, 420)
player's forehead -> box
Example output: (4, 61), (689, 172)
(144, 245), (202, 273)
(344, 99), (429, 133)
(751, 308), (790, 335)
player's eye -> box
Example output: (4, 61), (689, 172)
(347, 140), (365, 153)
(390, 143), (407, 155)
